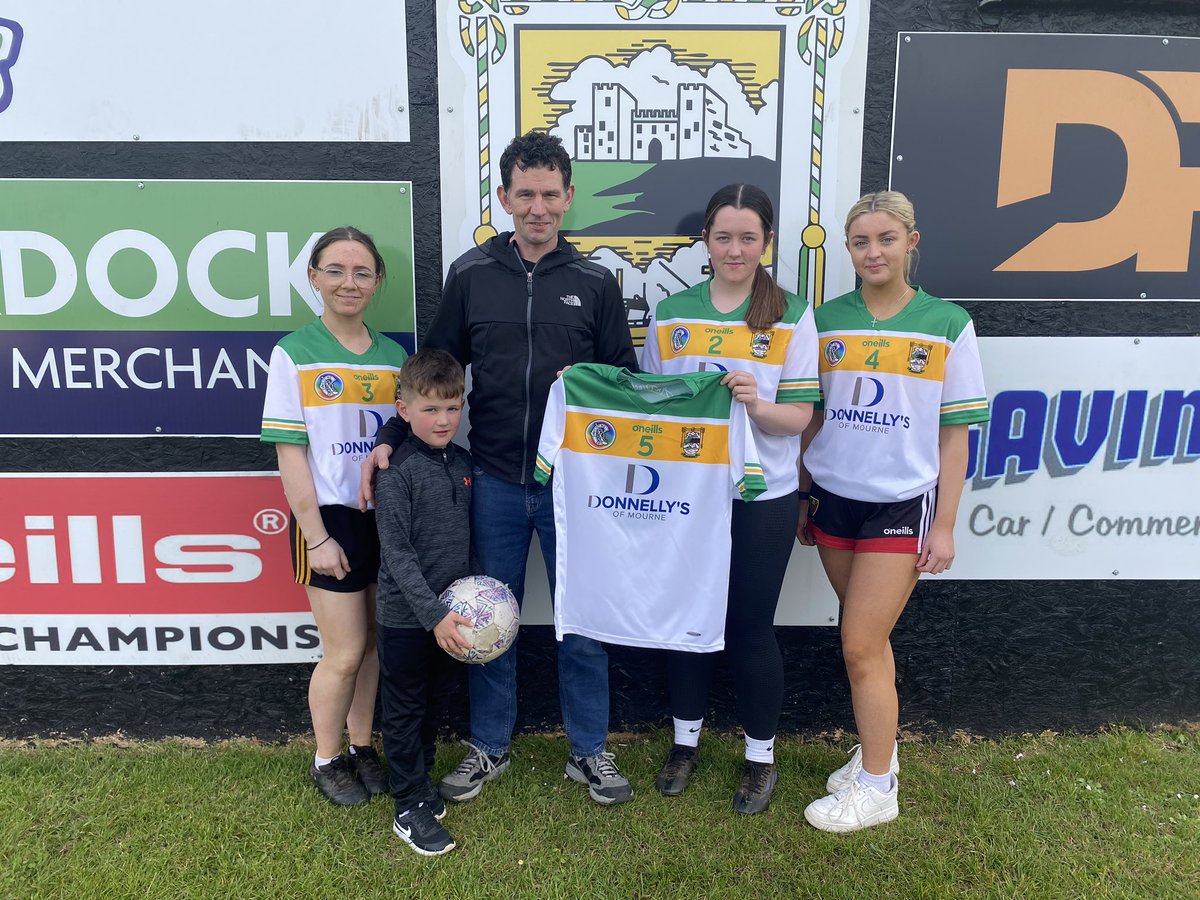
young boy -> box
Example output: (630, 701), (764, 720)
(374, 349), (477, 856)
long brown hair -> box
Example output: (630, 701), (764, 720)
(702, 184), (786, 330)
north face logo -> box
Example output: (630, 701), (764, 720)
(561, 295), (581, 307)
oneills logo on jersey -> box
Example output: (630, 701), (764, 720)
(907, 342), (932, 374)
(314, 372), (344, 401)
(584, 419), (617, 450)
(750, 330), (773, 359)
(671, 326), (690, 353)
(681, 426), (704, 458)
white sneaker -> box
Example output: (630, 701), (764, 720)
(825, 743), (899, 794)
(804, 779), (899, 833)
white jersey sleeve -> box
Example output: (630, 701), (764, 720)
(777, 301), (820, 404)
(639, 308), (664, 375)
(940, 319), (990, 425)
(260, 345), (307, 444)
(534, 376), (567, 484)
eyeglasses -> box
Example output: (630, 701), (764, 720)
(313, 266), (379, 287)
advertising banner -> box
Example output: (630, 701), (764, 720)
(0, 473), (322, 665)
(436, 0), (870, 344)
(1, 338), (1192, 664)
(0, 179), (416, 437)
(955, 337), (1199, 579)
(0, 2), (410, 142)
(891, 32), (1200, 301)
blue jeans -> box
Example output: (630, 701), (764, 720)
(469, 467), (609, 758)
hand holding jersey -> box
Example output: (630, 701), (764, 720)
(534, 363), (766, 653)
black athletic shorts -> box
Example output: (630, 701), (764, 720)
(807, 482), (935, 554)
(290, 505), (378, 593)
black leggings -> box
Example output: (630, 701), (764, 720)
(666, 491), (800, 741)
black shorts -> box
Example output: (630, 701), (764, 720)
(807, 482), (935, 554)
(290, 505), (379, 593)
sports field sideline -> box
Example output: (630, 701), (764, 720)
(2, 727), (1196, 899)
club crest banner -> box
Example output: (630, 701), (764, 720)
(436, 0), (870, 344)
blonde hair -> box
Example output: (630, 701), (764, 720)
(844, 191), (919, 282)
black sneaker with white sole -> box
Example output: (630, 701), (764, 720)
(310, 755), (370, 807)
(393, 802), (455, 856)
(347, 745), (389, 796)
(565, 752), (633, 805)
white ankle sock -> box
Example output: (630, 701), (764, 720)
(673, 717), (703, 748)
(857, 768), (895, 794)
(744, 735), (775, 764)
(314, 752), (339, 768)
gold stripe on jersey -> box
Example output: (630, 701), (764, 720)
(819, 334), (947, 381)
(298, 367), (400, 407)
(563, 411), (730, 465)
(655, 320), (791, 367)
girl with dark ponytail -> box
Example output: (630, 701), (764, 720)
(641, 184), (819, 814)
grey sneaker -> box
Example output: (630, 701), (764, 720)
(438, 741), (510, 802)
(566, 752), (634, 805)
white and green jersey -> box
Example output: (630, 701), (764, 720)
(642, 279), (820, 499)
(534, 363), (766, 653)
(261, 319), (408, 508)
(804, 288), (989, 503)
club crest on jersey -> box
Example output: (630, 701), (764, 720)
(750, 330), (774, 359)
(680, 426), (705, 458)
(907, 341), (932, 374)
(314, 372), (345, 401)
(824, 339), (846, 367)
(671, 326), (690, 353)
(585, 419), (617, 451)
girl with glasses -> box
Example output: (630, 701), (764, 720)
(261, 226), (407, 806)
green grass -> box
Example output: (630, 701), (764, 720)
(2, 729), (1197, 899)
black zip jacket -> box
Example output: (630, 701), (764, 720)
(377, 232), (637, 483)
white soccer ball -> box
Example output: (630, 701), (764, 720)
(438, 575), (520, 664)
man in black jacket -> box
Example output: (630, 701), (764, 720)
(363, 131), (638, 805)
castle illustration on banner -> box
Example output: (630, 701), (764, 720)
(572, 81), (752, 162)
(445, 1), (861, 343)
(530, 38), (783, 341)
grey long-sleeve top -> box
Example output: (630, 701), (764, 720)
(374, 435), (477, 630)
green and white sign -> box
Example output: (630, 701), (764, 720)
(0, 179), (415, 437)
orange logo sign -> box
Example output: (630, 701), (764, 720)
(995, 69), (1200, 273)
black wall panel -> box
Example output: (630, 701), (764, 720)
(1, 0), (1197, 739)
